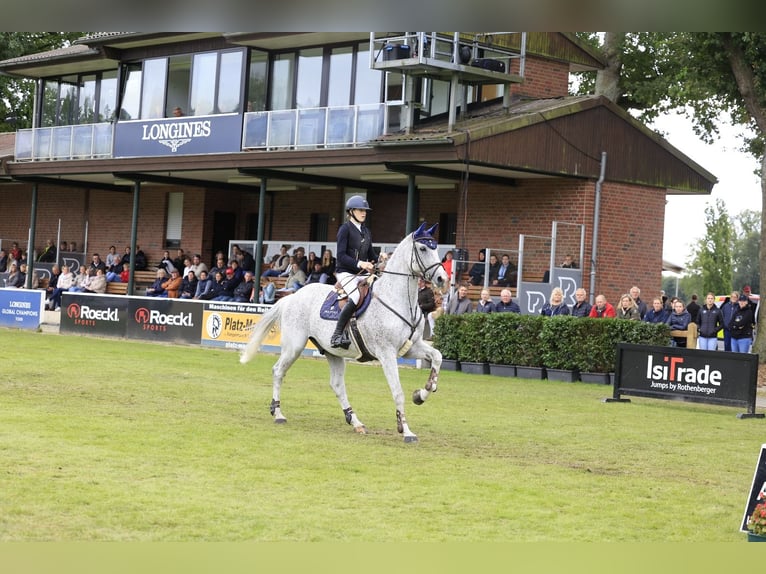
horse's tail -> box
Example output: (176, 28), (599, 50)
(240, 302), (283, 364)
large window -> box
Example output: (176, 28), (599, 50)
(41, 71), (118, 126)
(354, 42), (383, 105)
(218, 51), (243, 113)
(296, 48), (323, 109)
(166, 55), (191, 116)
(327, 46), (353, 107)
(190, 52), (217, 116)
(270, 53), (295, 111)
(247, 51), (268, 111)
(119, 64), (142, 120)
(140, 58), (167, 119)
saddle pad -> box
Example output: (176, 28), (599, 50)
(319, 286), (374, 320)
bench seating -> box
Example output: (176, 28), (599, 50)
(106, 282), (129, 295)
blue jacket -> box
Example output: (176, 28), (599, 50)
(475, 300), (494, 313)
(643, 308), (670, 324)
(336, 221), (376, 274)
(495, 300), (520, 313)
(541, 303), (570, 316)
(696, 304), (723, 338)
(570, 301), (592, 318)
(720, 300), (739, 331)
(668, 310), (691, 331)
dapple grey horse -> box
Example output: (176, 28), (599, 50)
(240, 222), (448, 442)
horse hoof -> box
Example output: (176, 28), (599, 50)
(274, 418), (287, 424)
(412, 389), (425, 405)
(403, 435), (419, 443)
(354, 425), (367, 434)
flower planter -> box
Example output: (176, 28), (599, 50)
(460, 361), (489, 375)
(580, 372), (611, 385)
(545, 368), (579, 383)
(441, 359), (460, 372)
(489, 364), (516, 378)
(515, 366), (546, 380)
(747, 532), (766, 542)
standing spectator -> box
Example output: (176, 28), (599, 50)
(570, 287), (592, 317)
(37, 239), (56, 263)
(686, 293), (701, 324)
(617, 294), (641, 320)
(643, 297), (671, 324)
(417, 278), (436, 316)
(447, 283), (472, 315)
(696, 292), (723, 351)
(629, 286), (648, 319)
(468, 249), (486, 286)
(589, 294), (616, 318)
(475, 288), (495, 313)
(668, 299), (692, 347)
(494, 289), (521, 313)
(740, 285), (757, 314)
(48, 265), (75, 310)
(720, 291), (740, 352)
(728, 295), (755, 353)
(541, 287), (571, 316)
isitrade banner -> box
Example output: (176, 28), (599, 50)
(0, 288), (44, 330)
(611, 343), (763, 418)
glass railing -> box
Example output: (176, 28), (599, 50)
(15, 122), (114, 161)
(242, 103), (394, 150)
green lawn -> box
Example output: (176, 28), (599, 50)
(0, 329), (762, 541)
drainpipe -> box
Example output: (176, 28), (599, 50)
(589, 152), (606, 305)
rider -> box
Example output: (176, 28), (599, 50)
(331, 195), (381, 349)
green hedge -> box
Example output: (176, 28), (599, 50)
(433, 314), (670, 373)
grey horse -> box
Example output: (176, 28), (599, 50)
(240, 222), (448, 442)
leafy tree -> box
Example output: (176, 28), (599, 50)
(684, 199), (734, 296)
(732, 209), (761, 293)
(0, 32), (82, 132)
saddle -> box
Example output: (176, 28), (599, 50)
(319, 275), (375, 321)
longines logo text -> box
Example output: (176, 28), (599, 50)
(134, 307), (194, 332)
(66, 303), (120, 325)
(141, 120), (212, 152)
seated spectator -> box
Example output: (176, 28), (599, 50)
(83, 268), (107, 294)
(105, 245), (119, 268)
(193, 270), (214, 299)
(293, 247), (308, 274)
(233, 245), (255, 272)
(492, 254), (517, 287)
(88, 253), (106, 276)
(277, 261), (307, 293)
(118, 263), (130, 284)
(20, 264), (39, 289)
(5, 262), (24, 288)
(161, 269), (183, 298)
(179, 270), (198, 299)
(441, 250), (454, 282)
(468, 249), (486, 286)
(0, 248), (7, 273)
(487, 254), (501, 286)
(172, 248), (186, 274)
(48, 264), (75, 310)
(305, 261), (325, 285)
(199, 271), (225, 300)
(427, 291), (444, 337)
(494, 288), (521, 313)
(668, 298), (692, 347)
(190, 254), (208, 279)
(145, 269), (169, 297)
(475, 288), (495, 313)
(541, 287), (571, 316)
(570, 288), (592, 317)
(643, 297), (671, 324)
(37, 239), (56, 263)
(158, 250), (177, 275)
(213, 268), (240, 300)
(134, 245), (148, 270)
(181, 256), (194, 279)
(560, 254), (578, 269)
(589, 294), (616, 318)
(447, 283), (472, 315)
(262, 245), (290, 277)
(617, 294), (641, 320)
(45, 265), (61, 303)
(228, 259), (244, 283)
(209, 255), (228, 278)
(230, 271), (256, 302)
(69, 265), (91, 292)
(260, 277), (276, 304)
(106, 257), (126, 282)
(320, 249), (336, 284)
(9, 242), (22, 264)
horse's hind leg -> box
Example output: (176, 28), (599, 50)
(270, 346), (304, 424)
(378, 353), (418, 443)
(326, 354), (366, 434)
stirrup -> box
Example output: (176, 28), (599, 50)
(331, 332), (351, 349)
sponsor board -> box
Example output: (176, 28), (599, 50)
(611, 343), (762, 417)
(59, 293), (128, 336)
(741, 444), (766, 533)
(126, 298), (203, 344)
(0, 288), (44, 330)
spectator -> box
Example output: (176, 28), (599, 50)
(59, 241), (68, 253)
(468, 249), (486, 286)
(643, 297), (671, 324)
(668, 299), (692, 347)
(172, 248), (186, 274)
(105, 245), (119, 268)
(231, 271), (256, 302)
(560, 254), (578, 269)
(190, 254), (208, 278)
(69, 265), (91, 292)
(179, 270), (198, 299)
(161, 269), (183, 298)
(720, 291), (740, 352)
(260, 277), (276, 304)
(9, 242), (22, 265)
(541, 287), (571, 316)
(494, 288), (521, 313)
(83, 268), (107, 294)
(686, 293), (701, 324)
(418, 278), (436, 316)
(293, 247), (308, 274)
(304, 261), (323, 285)
(306, 251), (319, 276)
(193, 270), (214, 300)
(209, 254), (228, 278)
(570, 287), (592, 317)
(0, 249), (7, 273)
(118, 263), (130, 284)
(589, 294), (616, 318)
(48, 265), (75, 310)
(486, 253), (501, 286)
(5, 263), (24, 288)
(492, 253), (516, 287)
(277, 261), (306, 293)
(21, 264), (40, 289)
(44, 265), (61, 303)
(447, 283), (472, 315)
(145, 269), (169, 297)
(262, 245), (290, 278)
(158, 250), (177, 275)
(441, 250), (454, 282)
(617, 293), (641, 320)
(475, 288), (495, 313)
(740, 285), (757, 314)
(37, 239), (56, 263)
(134, 245), (148, 270)
(728, 295), (755, 353)
(629, 286), (648, 319)
(198, 271), (225, 300)
(68, 242), (77, 252)
(213, 268), (240, 300)
(235, 246), (255, 273)
(426, 290), (445, 337)
(696, 292), (723, 351)
(320, 249), (336, 284)
(88, 253), (106, 276)
(106, 257), (126, 282)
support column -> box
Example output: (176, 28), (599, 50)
(128, 180), (140, 296)
(406, 174), (418, 234)
(26, 183), (38, 289)
(254, 178), (268, 281)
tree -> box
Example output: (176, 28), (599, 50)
(0, 33), (82, 132)
(574, 32), (766, 360)
(685, 198), (734, 296)
(732, 209), (761, 293)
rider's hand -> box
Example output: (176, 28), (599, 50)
(359, 261), (375, 272)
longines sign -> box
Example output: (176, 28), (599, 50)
(113, 114), (242, 157)
(609, 343), (763, 418)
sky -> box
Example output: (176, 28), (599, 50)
(650, 112), (761, 270)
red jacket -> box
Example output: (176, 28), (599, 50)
(589, 302), (616, 318)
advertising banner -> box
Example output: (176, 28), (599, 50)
(201, 301), (273, 349)
(126, 297), (203, 345)
(741, 444), (766, 533)
(59, 293), (129, 337)
(0, 288), (44, 330)
(611, 343), (763, 417)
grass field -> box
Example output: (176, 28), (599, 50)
(0, 328), (763, 542)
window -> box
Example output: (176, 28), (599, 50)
(140, 58), (167, 119)
(327, 46), (353, 107)
(166, 55), (191, 117)
(190, 52), (217, 116)
(271, 53), (295, 111)
(98, 70), (117, 122)
(41, 72), (116, 127)
(78, 74), (97, 124)
(119, 64), (142, 120)
(296, 48), (323, 109)
(218, 50), (243, 113)
(247, 51), (268, 111)
(165, 192), (184, 249)
(354, 42), (382, 104)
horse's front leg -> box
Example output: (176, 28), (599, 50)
(379, 353), (417, 443)
(404, 341), (442, 405)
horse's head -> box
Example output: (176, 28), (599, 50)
(411, 222), (448, 291)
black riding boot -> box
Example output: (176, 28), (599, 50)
(330, 300), (357, 349)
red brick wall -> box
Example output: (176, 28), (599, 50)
(510, 55), (570, 99)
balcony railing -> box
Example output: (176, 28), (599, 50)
(15, 122), (114, 162)
(242, 103), (395, 150)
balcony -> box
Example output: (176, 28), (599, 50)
(15, 122), (114, 162)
